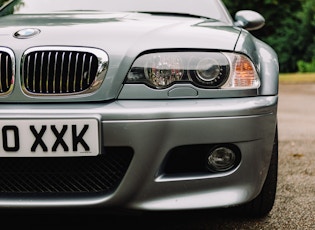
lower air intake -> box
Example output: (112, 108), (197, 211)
(0, 147), (133, 196)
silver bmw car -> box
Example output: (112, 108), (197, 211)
(0, 0), (278, 218)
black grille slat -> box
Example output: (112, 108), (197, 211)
(0, 51), (13, 94)
(0, 148), (133, 195)
(23, 50), (99, 95)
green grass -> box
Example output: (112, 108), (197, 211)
(279, 73), (315, 84)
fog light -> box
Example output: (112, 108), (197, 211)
(207, 147), (237, 172)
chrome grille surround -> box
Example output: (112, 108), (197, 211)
(0, 47), (15, 96)
(21, 46), (109, 96)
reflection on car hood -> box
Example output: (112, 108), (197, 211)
(0, 12), (240, 51)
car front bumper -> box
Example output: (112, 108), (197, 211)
(0, 95), (278, 210)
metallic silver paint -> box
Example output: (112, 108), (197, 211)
(0, 13), (242, 102)
(0, 95), (277, 209)
(0, 0), (279, 212)
(234, 10), (265, 31)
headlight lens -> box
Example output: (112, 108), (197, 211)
(126, 52), (259, 89)
(196, 58), (221, 82)
(144, 53), (184, 88)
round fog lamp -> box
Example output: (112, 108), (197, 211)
(207, 147), (236, 172)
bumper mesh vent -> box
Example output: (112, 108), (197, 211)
(22, 47), (108, 96)
(0, 147), (133, 196)
(0, 49), (14, 95)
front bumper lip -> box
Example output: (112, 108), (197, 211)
(0, 95), (278, 210)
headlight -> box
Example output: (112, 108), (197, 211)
(126, 52), (260, 89)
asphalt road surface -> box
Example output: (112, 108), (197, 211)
(1, 83), (315, 229)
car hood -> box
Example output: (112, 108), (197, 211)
(0, 12), (242, 102)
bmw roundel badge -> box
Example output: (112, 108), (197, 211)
(13, 28), (41, 39)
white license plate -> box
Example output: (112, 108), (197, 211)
(0, 118), (99, 157)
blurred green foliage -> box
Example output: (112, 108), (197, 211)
(223, 0), (315, 73)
